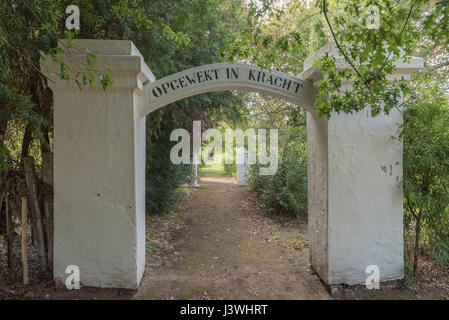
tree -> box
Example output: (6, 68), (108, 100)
(223, 0), (449, 117)
(222, 0), (449, 272)
(224, 1), (324, 219)
(0, 0), (248, 211)
(0, 1), (249, 276)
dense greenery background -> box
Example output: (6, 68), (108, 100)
(0, 0), (448, 277)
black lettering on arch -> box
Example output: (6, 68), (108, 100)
(197, 71), (205, 83)
(185, 74), (196, 85)
(257, 71), (265, 83)
(178, 76), (187, 88)
(152, 86), (163, 98)
(274, 77), (282, 87)
(170, 79), (180, 90)
(226, 68), (239, 79)
(282, 78), (292, 91)
(204, 70), (214, 81)
(249, 70), (256, 81)
(161, 82), (170, 94)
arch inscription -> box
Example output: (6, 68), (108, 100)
(142, 63), (316, 116)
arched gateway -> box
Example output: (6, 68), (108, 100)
(42, 40), (423, 289)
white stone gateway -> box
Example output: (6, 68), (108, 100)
(236, 147), (249, 185)
(42, 39), (423, 289)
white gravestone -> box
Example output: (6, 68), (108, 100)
(184, 152), (200, 188)
(187, 163), (200, 188)
(237, 147), (249, 185)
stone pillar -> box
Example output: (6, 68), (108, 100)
(42, 40), (154, 288)
(184, 148), (200, 188)
(302, 42), (423, 285)
(185, 163), (200, 188)
(192, 164), (199, 187)
(237, 147), (249, 185)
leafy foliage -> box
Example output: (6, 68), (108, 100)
(0, 0), (248, 214)
(249, 106), (307, 220)
(146, 136), (192, 214)
(224, 0), (449, 117)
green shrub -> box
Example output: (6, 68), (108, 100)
(146, 135), (192, 214)
(249, 125), (307, 220)
(402, 75), (449, 271)
(224, 162), (236, 176)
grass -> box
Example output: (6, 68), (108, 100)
(199, 164), (227, 176)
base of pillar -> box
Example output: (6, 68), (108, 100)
(53, 279), (139, 296)
(327, 279), (404, 298)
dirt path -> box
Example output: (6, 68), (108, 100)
(137, 173), (330, 300)
(2, 171), (447, 300)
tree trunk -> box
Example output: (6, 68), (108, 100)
(21, 125), (33, 164)
(35, 70), (53, 156)
(41, 153), (53, 270)
(0, 182), (5, 241)
(21, 197), (29, 285)
(6, 191), (13, 269)
(0, 118), (7, 146)
(20, 125), (37, 246)
(23, 156), (48, 271)
(413, 212), (423, 275)
(0, 119), (7, 240)
(0, 188), (4, 217)
(40, 125), (51, 154)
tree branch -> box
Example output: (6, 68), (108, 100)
(322, 0), (362, 78)
(405, 193), (418, 220)
(379, 2), (415, 74)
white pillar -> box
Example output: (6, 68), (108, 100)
(184, 151), (200, 188)
(42, 40), (154, 288)
(302, 42), (423, 285)
(237, 147), (249, 185)
(190, 120), (201, 188)
(193, 164), (199, 186)
(185, 163), (200, 188)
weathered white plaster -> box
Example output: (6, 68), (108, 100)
(327, 106), (404, 284)
(306, 112), (329, 282)
(301, 42), (423, 285)
(42, 40), (153, 288)
(236, 147), (249, 185)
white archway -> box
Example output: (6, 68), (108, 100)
(42, 39), (422, 289)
